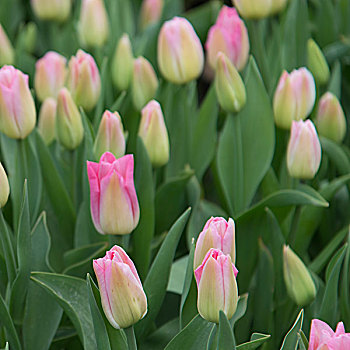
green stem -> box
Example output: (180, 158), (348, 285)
(288, 178), (301, 245)
(124, 326), (137, 350)
(70, 151), (76, 209)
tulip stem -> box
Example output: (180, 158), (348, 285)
(124, 326), (137, 350)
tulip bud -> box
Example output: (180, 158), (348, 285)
(287, 120), (321, 179)
(34, 51), (67, 102)
(283, 245), (316, 306)
(273, 68), (316, 129)
(215, 52), (246, 113)
(0, 24), (14, 66)
(56, 88), (84, 150)
(31, 0), (71, 22)
(307, 39), (330, 85)
(0, 65), (36, 139)
(0, 163), (10, 208)
(93, 245), (147, 329)
(193, 217), (235, 271)
(205, 6), (249, 72)
(93, 110), (126, 160)
(270, 0), (288, 15)
(111, 34), (133, 91)
(79, 0), (109, 48)
(67, 50), (101, 111)
(232, 0), (272, 19)
(132, 57), (158, 111)
(21, 22), (37, 54)
(316, 92), (347, 143)
(38, 97), (57, 145)
(158, 17), (204, 84)
(87, 152), (140, 235)
(138, 100), (169, 167)
(195, 248), (238, 323)
(140, 0), (164, 30)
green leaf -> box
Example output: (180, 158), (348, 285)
(327, 61), (341, 98)
(280, 309), (304, 350)
(236, 333), (271, 350)
(230, 294), (248, 327)
(218, 311), (235, 350)
(321, 137), (350, 175)
(217, 57), (275, 215)
(167, 255), (188, 294)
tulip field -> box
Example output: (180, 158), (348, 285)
(1, 0), (350, 349)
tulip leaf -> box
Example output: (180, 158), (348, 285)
(93, 57), (108, 130)
(280, 309), (304, 350)
(230, 294), (248, 327)
(217, 57), (275, 216)
(328, 61), (341, 98)
(340, 230), (350, 323)
(167, 255), (188, 295)
(236, 333), (271, 350)
(321, 137), (350, 175)
(218, 311), (235, 350)
(31, 272), (97, 350)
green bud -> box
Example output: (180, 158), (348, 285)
(307, 39), (330, 85)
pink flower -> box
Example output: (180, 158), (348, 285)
(87, 152), (140, 235)
(140, 0), (164, 30)
(93, 245), (147, 329)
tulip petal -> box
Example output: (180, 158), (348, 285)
(87, 161), (102, 233)
(309, 319), (334, 350)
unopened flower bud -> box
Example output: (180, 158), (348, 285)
(283, 245), (316, 306)
(316, 92), (347, 143)
(93, 110), (126, 160)
(0, 24), (14, 66)
(270, 0), (288, 15)
(31, 0), (71, 22)
(158, 17), (204, 84)
(232, 0), (272, 19)
(21, 22), (37, 54)
(307, 39), (330, 85)
(56, 88), (84, 150)
(132, 56), (158, 111)
(111, 34), (133, 91)
(79, 0), (109, 48)
(38, 97), (57, 145)
(0, 163), (10, 208)
(140, 0), (164, 30)
(138, 100), (169, 167)
(215, 52), (246, 113)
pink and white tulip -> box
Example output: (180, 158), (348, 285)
(31, 0), (71, 22)
(140, 0), (164, 30)
(38, 97), (57, 145)
(232, 0), (272, 19)
(87, 152), (140, 235)
(0, 24), (14, 66)
(93, 245), (147, 329)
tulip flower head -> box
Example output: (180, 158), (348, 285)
(307, 39), (330, 86)
(31, 0), (71, 22)
(270, 0), (288, 14)
(38, 97), (57, 145)
(0, 24), (14, 66)
(0, 162), (10, 208)
(232, 0), (272, 19)
(140, 0), (164, 30)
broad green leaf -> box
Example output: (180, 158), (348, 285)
(218, 311), (235, 350)
(340, 230), (350, 323)
(167, 255), (188, 294)
(93, 58), (108, 130)
(231, 294), (249, 327)
(314, 0), (337, 46)
(280, 309), (304, 350)
(298, 331), (309, 350)
(321, 137), (350, 175)
(327, 61), (341, 98)
(109, 91), (127, 112)
(236, 333), (271, 350)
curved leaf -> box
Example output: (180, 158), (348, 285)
(280, 309), (304, 350)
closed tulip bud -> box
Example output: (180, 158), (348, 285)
(194, 217), (235, 271)
(195, 249), (238, 323)
(21, 22), (37, 54)
(132, 57), (158, 111)
(93, 245), (147, 329)
(273, 68), (316, 129)
(138, 100), (169, 167)
(111, 34), (133, 91)
(93, 110), (126, 160)
(215, 52), (246, 113)
(316, 92), (347, 143)
(56, 88), (84, 150)
(158, 17), (204, 84)
(283, 245), (316, 306)
(0, 25), (14, 66)
(0, 163), (10, 208)
(307, 39), (330, 85)
(0, 66), (36, 139)
(38, 98), (57, 145)
(270, 0), (288, 15)
(206, 6), (249, 72)
(67, 50), (101, 111)
(79, 0), (109, 48)
(287, 120), (321, 179)
(87, 152), (140, 235)
(34, 51), (67, 102)
(232, 0), (272, 19)
(140, 0), (164, 30)
(31, 0), (71, 22)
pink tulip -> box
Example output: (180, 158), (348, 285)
(87, 152), (140, 235)
(93, 245), (147, 329)
(140, 0), (164, 30)
(206, 6), (249, 72)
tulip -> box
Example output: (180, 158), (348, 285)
(87, 152), (140, 235)
(0, 162), (10, 208)
(273, 68), (316, 129)
(31, 0), (71, 22)
(34, 51), (67, 102)
(93, 110), (126, 160)
(111, 34), (134, 91)
(67, 50), (101, 111)
(283, 245), (316, 306)
(215, 52), (246, 113)
(232, 0), (272, 19)
(205, 6), (249, 72)
(138, 100), (169, 167)
(193, 217), (235, 270)
(79, 0), (109, 48)
(140, 0), (164, 30)
(0, 24), (14, 66)
(195, 248), (238, 323)
(316, 92), (347, 143)
(56, 88), (84, 150)
(308, 319), (350, 350)
(93, 245), (147, 329)
(132, 57), (158, 111)
(287, 120), (321, 179)
(158, 17), (204, 84)
(270, 0), (288, 14)
(0, 65), (36, 139)
(38, 97), (57, 145)
(307, 39), (330, 85)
